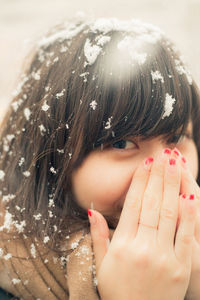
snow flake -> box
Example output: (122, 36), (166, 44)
(19, 157), (25, 166)
(12, 75), (29, 97)
(33, 213), (42, 221)
(42, 101), (50, 112)
(6, 134), (15, 142)
(60, 45), (68, 53)
(45, 86), (50, 92)
(57, 148), (64, 154)
(12, 278), (21, 285)
(38, 23), (86, 47)
(48, 210), (53, 218)
(23, 171), (31, 177)
(43, 236), (50, 244)
(50, 167), (57, 174)
(80, 72), (89, 82)
(39, 124), (46, 135)
(0, 210), (13, 231)
(32, 71), (41, 81)
(48, 199), (55, 207)
(84, 39), (102, 66)
(89, 100), (97, 110)
(14, 220), (26, 233)
(175, 59), (192, 84)
(0, 248), (3, 257)
(30, 243), (36, 258)
(151, 70), (164, 83)
(71, 241), (79, 249)
(2, 194), (16, 203)
(0, 170), (5, 181)
(117, 36), (147, 65)
(162, 93), (176, 119)
(56, 89), (65, 99)
(24, 108), (31, 121)
(4, 253), (12, 260)
(12, 99), (23, 112)
(105, 116), (113, 129)
(53, 57), (59, 63)
(80, 245), (90, 255)
(96, 35), (111, 47)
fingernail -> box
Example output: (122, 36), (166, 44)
(169, 158), (176, 166)
(189, 194), (195, 200)
(144, 157), (154, 170)
(88, 209), (96, 224)
(181, 193), (187, 199)
(163, 148), (171, 155)
(173, 147), (180, 157)
(182, 156), (187, 164)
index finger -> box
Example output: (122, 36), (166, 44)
(112, 157), (153, 242)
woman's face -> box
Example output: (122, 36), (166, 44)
(72, 123), (198, 223)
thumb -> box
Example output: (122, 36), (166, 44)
(88, 209), (110, 274)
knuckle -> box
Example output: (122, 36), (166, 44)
(171, 268), (187, 283)
(180, 233), (193, 245)
(152, 164), (164, 178)
(160, 207), (176, 221)
(124, 196), (140, 211)
(143, 192), (159, 210)
(111, 240), (128, 260)
(165, 175), (180, 187)
(133, 245), (153, 267)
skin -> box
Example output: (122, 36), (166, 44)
(72, 123), (198, 218)
(72, 122), (200, 300)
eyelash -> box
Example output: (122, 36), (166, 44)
(167, 133), (193, 145)
(112, 139), (137, 150)
(110, 132), (193, 150)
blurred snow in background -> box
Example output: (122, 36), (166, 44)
(0, 0), (200, 121)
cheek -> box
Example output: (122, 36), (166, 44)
(72, 160), (134, 213)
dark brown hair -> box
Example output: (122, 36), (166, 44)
(0, 19), (200, 247)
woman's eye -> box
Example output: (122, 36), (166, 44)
(112, 140), (136, 150)
(168, 133), (192, 145)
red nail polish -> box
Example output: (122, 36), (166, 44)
(169, 158), (176, 165)
(189, 194), (195, 200)
(88, 209), (92, 217)
(182, 194), (186, 199)
(173, 149), (179, 156)
(164, 148), (171, 154)
(182, 156), (186, 163)
(144, 157), (154, 165)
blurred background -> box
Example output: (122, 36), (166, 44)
(0, 0), (200, 122)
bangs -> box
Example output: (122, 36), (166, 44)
(80, 34), (193, 149)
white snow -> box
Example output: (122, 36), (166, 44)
(105, 116), (113, 129)
(89, 100), (97, 110)
(41, 100), (50, 112)
(84, 39), (102, 66)
(151, 70), (164, 83)
(23, 171), (31, 177)
(162, 93), (176, 119)
(30, 243), (36, 258)
(0, 170), (5, 181)
(24, 108), (31, 120)
(39, 124), (46, 135)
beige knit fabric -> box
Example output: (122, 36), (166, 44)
(0, 230), (100, 299)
